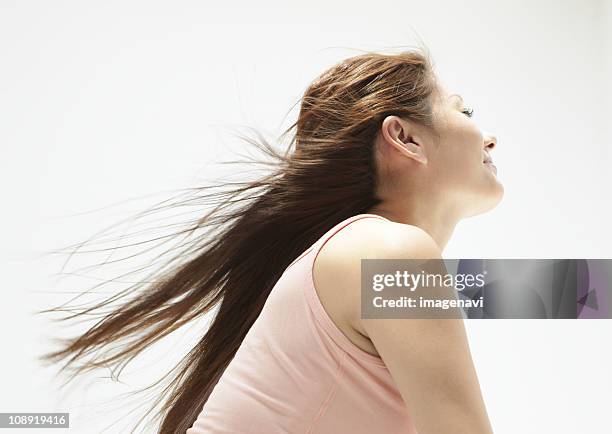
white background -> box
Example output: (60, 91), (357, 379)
(1, 1), (611, 433)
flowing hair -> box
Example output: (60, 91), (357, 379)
(37, 46), (440, 433)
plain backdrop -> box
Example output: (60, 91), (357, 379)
(1, 1), (611, 433)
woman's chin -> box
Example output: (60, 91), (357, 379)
(484, 183), (505, 212)
(462, 183), (505, 218)
(491, 183), (504, 207)
(483, 169), (505, 203)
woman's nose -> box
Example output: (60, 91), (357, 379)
(484, 133), (497, 150)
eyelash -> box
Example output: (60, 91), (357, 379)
(461, 107), (474, 118)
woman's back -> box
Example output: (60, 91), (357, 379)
(186, 213), (418, 434)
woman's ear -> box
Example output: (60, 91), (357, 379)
(381, 115), (428, 164)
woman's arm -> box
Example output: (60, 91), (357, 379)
(362, 314), (494, 433)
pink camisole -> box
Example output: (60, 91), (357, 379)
(186, 213), (418, 433)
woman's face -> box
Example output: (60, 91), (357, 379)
(426, 82), (504, 217)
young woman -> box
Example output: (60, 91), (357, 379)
(41, 48), (501, 433)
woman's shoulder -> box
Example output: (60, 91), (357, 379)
(312, 216), (443, 353)
(319, 216), (441, 264)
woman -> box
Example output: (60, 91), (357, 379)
(41, 48), (501, 433)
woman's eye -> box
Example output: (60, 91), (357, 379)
(461, 107), (474, 118)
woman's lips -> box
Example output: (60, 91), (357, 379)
(485, 161), (497, 175)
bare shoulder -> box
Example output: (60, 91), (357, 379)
(357, 217), (442, 259)
(316, 217), (442, 270)
(314, 217), (493, 432)
(312, 217), (443, 352)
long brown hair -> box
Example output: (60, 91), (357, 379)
(38, 47), (440, 433)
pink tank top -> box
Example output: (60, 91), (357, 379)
(186, 213), (418, 434)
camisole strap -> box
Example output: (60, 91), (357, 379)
(304, 213), (390, 366)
